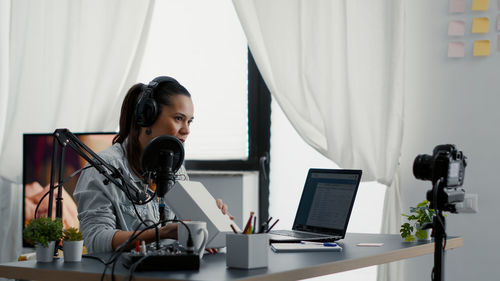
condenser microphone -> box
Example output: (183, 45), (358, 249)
(141, 135), (184, 225)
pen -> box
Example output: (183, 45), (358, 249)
(252, 216), (256, 234)
(300, 241), (338, 247)
(266, 217), (273, 225)
(230, 224), (238, 234)
(258, 216), (272, 233)
(265, 219), (279, 233)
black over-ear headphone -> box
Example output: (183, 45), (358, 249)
(135, 76), (178, 127)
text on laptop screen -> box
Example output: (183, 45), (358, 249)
(293, 171), (361, 235)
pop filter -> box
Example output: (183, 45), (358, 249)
(141, 135), (184, 174)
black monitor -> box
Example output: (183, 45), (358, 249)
(22, 132), (116, 247)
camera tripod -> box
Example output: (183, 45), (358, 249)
(426, 179), (448, 281)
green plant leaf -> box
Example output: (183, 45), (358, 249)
(407, 214), (418, 221)
(400, 222), (414, 240)
(415, 229), (428, 240)
(63, 227), (83, 241)
(23, 217), (63, 247)
(400, 200), (442, 242)
(417, 200), (429, 208)
(404, 235), (415, 242)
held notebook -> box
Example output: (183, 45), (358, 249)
(165, 180), (241, 248)
(268, 168), (362, 243)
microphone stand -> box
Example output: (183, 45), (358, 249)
(47, 128), (149, 221)
(156, 149), (174, 227)
(47, 134), (59, 219)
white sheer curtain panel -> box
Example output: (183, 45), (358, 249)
(0, 0), (154, 262)
(232, 1), (405, 280)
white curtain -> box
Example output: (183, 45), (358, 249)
(0, 0), (154, 263)
(232, 1), (405, 280)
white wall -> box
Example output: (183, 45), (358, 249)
(401, 1), (500, 280)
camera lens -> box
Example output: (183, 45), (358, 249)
(413, 154), (434, 181)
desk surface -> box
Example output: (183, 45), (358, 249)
(0, 233), (462, 281)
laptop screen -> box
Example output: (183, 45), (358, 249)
(292, 169), (362, 237)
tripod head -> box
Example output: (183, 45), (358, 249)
(413, 144), (467, 212)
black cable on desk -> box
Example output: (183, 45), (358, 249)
(34, 166), (91, 219)
(99, 219), (193, 281)
(127, 255), (149, 281)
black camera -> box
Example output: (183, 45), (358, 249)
(413, 144), (467, 212)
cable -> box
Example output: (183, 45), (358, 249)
(259, 153), (269, 182)
(33, 166), (92, 219)
(101, 219), (193, 281)
(99, 220), (156, 281)
(122, 219), (194, 281)
(121, 179), (157, 227)
(118, 172), (157, 205)
(127, 255), (149, 281)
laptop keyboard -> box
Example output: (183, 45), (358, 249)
(271, 229), (330, 239)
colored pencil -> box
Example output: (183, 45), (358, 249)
(242, 211), (254, 234)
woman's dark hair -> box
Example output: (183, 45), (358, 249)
(113, 79), (191, 177)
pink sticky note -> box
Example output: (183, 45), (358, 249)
(448, 20), (465, 36)
(450, 0), (465, 13)
(448, 42), (465, 58)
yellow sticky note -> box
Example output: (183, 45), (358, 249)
(472, 0), (489, 11)
(472, 17), (489, 33)
(473, 40), (490, 56)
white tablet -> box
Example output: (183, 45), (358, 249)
(165, 180), (241, 248)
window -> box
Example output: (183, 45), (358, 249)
(137, 0), (272, 222)
(137, 0), (249, 160)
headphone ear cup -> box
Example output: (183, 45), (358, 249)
(142, 98), (159, 127)
(135, 86), (159, 127)
(136, 76), (176, 127)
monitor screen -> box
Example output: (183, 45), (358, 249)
(23, 132), (116, 246)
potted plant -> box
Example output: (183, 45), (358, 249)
(62, 227), (84, 262)
(400, 200), (435, 242)
(23, 217), (63, 262)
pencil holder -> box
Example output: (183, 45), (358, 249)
(226, 233), (268, 269)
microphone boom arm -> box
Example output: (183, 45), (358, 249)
(47, 129), (149, 220)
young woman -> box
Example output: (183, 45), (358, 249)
(74, 76), (231, 253)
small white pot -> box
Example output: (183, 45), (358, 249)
(63, 240), (83, 262)
(35, 241), (56, 262)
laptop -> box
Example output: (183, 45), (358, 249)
(268, 168), (362, 243)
